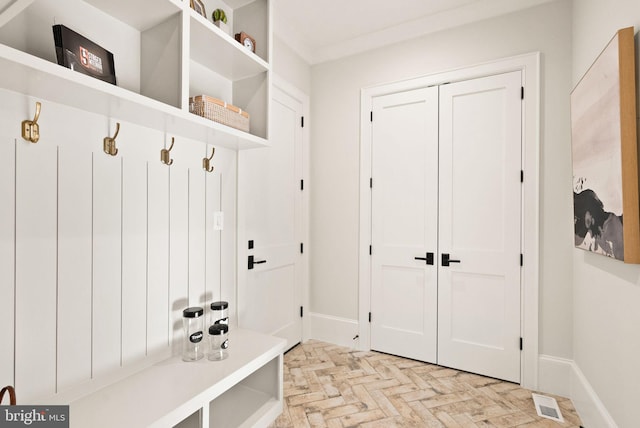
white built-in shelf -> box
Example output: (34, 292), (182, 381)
(190, 13), (269, 81)
(46, 329), (286, 428)
(0, 44), (267, 150)
(0, 0), (272, 150)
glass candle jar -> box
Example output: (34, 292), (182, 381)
(182, 307), (204, 361)
(208, 324), (229, 361)
(210, 301), (229, 326)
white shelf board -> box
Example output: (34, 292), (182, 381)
(190, 12), (269, 81)
(0, 44), (269, 150)
(210, 385), (281, 428)
(47, 329), (285, 428)
(84, 0), (183, 31)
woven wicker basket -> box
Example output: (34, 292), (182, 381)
(189, 95), (250, 133)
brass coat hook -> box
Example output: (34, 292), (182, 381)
(103, 122), (120, 156)
(203, 146), (215, 172)
(161, 137), (175, 165)
(21, 101), (41, 143)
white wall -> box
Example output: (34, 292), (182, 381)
(310, 0), (574, 359)
(571, 1), (640, 426)
(273, 35), (311, 95)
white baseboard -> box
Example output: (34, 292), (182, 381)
(307, 312), (359, 349)
(538, 354), (617, 427)
(538, 354), (573, 397)
(571, 363), (618, 428)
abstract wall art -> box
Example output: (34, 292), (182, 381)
(571, 27), (639, 263)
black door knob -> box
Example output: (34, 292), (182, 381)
(441, 253), (461, 267)
(414, 252), (434, 265)
(248, 255), (267, 270)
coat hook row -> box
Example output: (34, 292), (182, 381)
(203, 146), (215, 173)
(103, 122), (120, 156)
(161, 137), (175, 165)
(21, 101), (41, 143)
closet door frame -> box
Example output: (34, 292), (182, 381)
(358, 52), (540, 390)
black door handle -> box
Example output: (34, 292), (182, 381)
(248, 255), (267, 270)
(441, 253), (461, 267)
(414, 252), (434, 265)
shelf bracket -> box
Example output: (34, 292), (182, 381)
(21, 101), (41, 143)
(203, 146), (215, 173)
(103, 122), (120, 156)
(161, 137), (175, 166)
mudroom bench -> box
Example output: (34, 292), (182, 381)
(47, 329), (286, 428)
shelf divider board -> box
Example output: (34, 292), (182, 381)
(0, 44), (268, 149)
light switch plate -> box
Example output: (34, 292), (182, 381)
(214, 211), (224, 230)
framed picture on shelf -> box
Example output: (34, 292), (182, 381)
(190, 0), (206, 17)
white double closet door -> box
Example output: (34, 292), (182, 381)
(370, 71), (522, 383)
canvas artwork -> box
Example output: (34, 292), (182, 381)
(571, 27), (639, 263)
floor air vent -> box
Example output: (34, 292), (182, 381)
(532, 393), (564, 423)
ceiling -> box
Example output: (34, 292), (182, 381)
(273, 0), (557, 64)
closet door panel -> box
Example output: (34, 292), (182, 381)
(92, 151), (123, 376)
(14, 99), (57, 400)
(56, 108), (99, 392)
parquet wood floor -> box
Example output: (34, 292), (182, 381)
(270, 340), (582, 428)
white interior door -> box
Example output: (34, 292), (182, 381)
(370, 87), (439, 363)
(437, 71), (522, 383)
(238, 84), (304, 349)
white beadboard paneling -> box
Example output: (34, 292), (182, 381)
(189, 151), (207, 307)
(205, 151), (222, 315)
(0, 133), (15, 389)
(92, 153), (123, 376)
(121, 123), (149, 366)
(0, 89), (20, 390)
(147, 134), (170, 355)
(218, 148), (237, 326)
(14, 100), (57, 400)
(56, 108), (98, 392)
(168, 138), (190, 355)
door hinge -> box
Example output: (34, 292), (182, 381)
(300, 179), (304, 190)
(300, 243), (304, 254)
(370, 177), (373, 188)
(301, 116), (304, 128)
(370, 111), (373, 122)
(520, 337), (523, 350)
(368, 312), (372, 322)
(300, 306), (304, 317)
(520, 170), (524, 183)
(520, 254), (523, 266)
(369, 245), (372, 255)
(521, 86), (524, 100)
